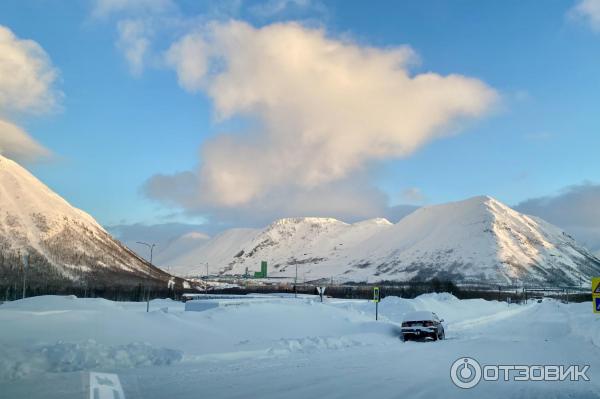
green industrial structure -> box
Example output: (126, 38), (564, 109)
(254, 261), (268, 278)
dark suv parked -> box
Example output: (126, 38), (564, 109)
(401, 310), (445, 341)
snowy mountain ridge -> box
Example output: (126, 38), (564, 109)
(0, 155), (171, 286)
(162, 196), (600, 285)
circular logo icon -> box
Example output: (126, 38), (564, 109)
(450, 357), (482, 389)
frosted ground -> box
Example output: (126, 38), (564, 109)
(1, 294), (599, 398)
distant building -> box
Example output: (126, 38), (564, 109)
(254, 261), (268, 278)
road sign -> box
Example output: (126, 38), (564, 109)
(89, 372), (126, 399)
(593, 278), (600, 314)
(373, 286), (380, 321)
(316, 287), (326, 302)
(593, 278), (600, 295)
(373, 286), (380, 303)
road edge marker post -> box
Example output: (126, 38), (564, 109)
(373, 286), (380, 320)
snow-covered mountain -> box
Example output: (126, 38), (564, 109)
(162, 228), (261, 274)
(153, 231), (211, 268)
(162, 196), (600, 285)
(0, 155), (172, 287)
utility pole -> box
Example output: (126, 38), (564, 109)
(22, 253), (29, 299)
(136, 242), (156, 264)
(296, 254), (309, 299)
(373, 287), (380, 320)
(294, 264), (298, 298)
(206, 262), (209, 279)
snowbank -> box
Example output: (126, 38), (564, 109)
(1, 292), (595, 396)
(0, 340), (182, 382)
(562, 301), (600, 347)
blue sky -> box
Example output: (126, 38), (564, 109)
(1, 0), (599, 248)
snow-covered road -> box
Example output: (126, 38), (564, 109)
(1, 294), (599, 398)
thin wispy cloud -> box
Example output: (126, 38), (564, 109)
(248, 0), (327, 20)
(568, 0), (600, 32)
(116, 19), (151, 76)
(401, 187), (427, 204)
(524, 132), (555, 141)
(91, 0), (176, 19)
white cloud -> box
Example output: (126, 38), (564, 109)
(92, 0), (180, 76)
(145, 171), (398, 225)
(165, 32), (208, 90)
(92, 0), (175, 19)
(515, 183), (600, 254)
(569, 0), (600, 32)
(0, 119), (51, 162)
(0, 25), (59, 115)
(116, 19), (151, 76)
(401, 187), (426, 204)
(249, 0), (326, 19)
(156, 20), (497, 213)
(0, 25), (58, 162)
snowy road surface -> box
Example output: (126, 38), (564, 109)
(1, 294), (599, 398)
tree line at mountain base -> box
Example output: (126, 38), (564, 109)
(0, 282), (183, 302)
(0, 251), (184, 302)
(0, 263), (590, 305)
(203, 278), (591, 304)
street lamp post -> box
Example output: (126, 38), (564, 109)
(136, 242), (156, 264)
(136, 242), (156, 312)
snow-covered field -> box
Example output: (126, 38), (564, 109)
(1, 294), (599, 398)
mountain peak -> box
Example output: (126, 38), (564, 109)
(410, 195), (512, 221)
(270, 217), (346, 227)
(457, 195), (504, 207)
(352, 218), (393, 227)
(469, 194), (495, 202)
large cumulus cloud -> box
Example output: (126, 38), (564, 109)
(143, 20), (497, 223)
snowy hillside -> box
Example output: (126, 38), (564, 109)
(0, 155), (172, 287)
(347, 196), (600, 284)
(153, 231), (211, 268)
(162, 196), (600, 285)
(160, 228), (261, 275)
